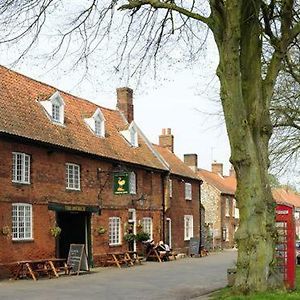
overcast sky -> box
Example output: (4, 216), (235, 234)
(1, 30), (233, 175)
(0, 2), (298, 187)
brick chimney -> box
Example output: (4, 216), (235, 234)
(159, 128), (174, 153)
(211, 161), (223, 176)
(184, 154), (198, 172)
(116, 87), (134, 123)
(229, 165), (236, 177)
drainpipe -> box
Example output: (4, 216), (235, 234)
(161, 171), (170, 242)
(199, 179), (203, 257)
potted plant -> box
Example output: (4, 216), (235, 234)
(123, 233), (136, 243)
(135, 231), (150, 242)
(50, 225), (61, 238)
(96, 226), (107, 235)
(1, 225), (10, 236)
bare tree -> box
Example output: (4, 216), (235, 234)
(270, 40), (300, 182)
(1, 0), (300, 294)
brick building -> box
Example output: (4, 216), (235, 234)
(154, 130), (203, 254)
(0, 66), (173, 273)
(195, 163), (238, 249)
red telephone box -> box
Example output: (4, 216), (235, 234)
(275, 203), (296, 289)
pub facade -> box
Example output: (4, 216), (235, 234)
(0, 66), (172, 274)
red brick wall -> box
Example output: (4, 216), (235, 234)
(0, 137), (163, 271)
(0, 203), (55, 262)
(166, 177), (200, 253)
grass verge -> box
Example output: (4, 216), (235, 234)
(211, 266), (300, 299)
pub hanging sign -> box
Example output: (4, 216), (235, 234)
(113, 173), (129, 195)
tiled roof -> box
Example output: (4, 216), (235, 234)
(197, 168), (236, 195)
(272, 188), (300, 208)
(0, 66), (168, 171)
(153, 144), (201, 180)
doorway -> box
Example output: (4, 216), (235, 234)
(128, 209), (136, 251)
(166, 218), (172, 248)
(56, 211), (91, 262)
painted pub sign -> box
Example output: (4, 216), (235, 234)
(113, 173), (129, 194)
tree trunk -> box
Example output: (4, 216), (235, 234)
(210, 1), (281, 292)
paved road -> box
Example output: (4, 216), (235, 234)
(0, 250), (237, 300)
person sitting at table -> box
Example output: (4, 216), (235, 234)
(143, 239), (155, 255)
(155, 240), (170, 261)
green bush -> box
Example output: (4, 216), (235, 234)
(136, 231), (150, 242)
(123, 233), (136, 242)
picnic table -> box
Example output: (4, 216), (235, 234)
(106, 251), (135, 268)
(12, 258), (70, 281)
(126, 251), (142, 265)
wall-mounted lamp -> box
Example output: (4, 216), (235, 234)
(132, 193), (147, 206)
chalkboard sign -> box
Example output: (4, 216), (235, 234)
(67, 244), (89, 275)
(189, 238), (200, 256)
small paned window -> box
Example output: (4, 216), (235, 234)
(109, 217), (121, 245)
(66, 163), (80, 190)
(130, 127), (138, 147)
(185, 183), (192, 200)
(142, 217), (153, 239)
(94, 118), (102, 136)
(52, 103), (60, 122)
(12, 152), (30, 184)
(184, 215), (193, 240)
(12, 203), (32, 240)
(129, 172), (137, 194)
(225, 198), (230, 217)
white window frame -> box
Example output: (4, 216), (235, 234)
(40, 91), (65, 125)
(66, 163), (81, 190)
(52, 102), (61, 122)
(109, 217), (121, 245)
(225, 198), (230, 217)
(12, 152), (30, 184)
(12, 203), (33, 241)
(94, 116), (104, 137)
(129, 172), (137, 194)
(166, 218), (172, 248)
(185, 183), (192, 200)
(84, 108), (105, 137)
(120, 122), (138, 148)
(142, 217), (153, 240)
(184, 215), (193, 241)
(130, 126), (138, 147)
(169, 179), (173, 198)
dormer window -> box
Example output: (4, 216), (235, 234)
(84, 108), (105, 137)
(52, 103), (60, 122)
(130, 126), (138, 147)
(120, 122), (138, 147)
(39, 91), (65, 125)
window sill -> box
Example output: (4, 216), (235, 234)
(109, 244), (122, 247)
(66, 188), (81, 192)
(12, 239), (34, 243)
(12, 181), (30, 185)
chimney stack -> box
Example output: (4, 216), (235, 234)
(184, 154), (198, 172)
(211, 161), (223, 176)
(116, 87), (134, 123)
(159, 128), (174, 153)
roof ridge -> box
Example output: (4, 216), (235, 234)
(0, 65), (116, 113)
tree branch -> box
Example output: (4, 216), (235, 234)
(118, 0), (212, 26)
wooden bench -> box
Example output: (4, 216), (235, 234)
(106, 252), (134, 268)
(11, 258), (70, 280)
(127, 251), (142, 265)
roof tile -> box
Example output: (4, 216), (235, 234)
(0, 66), (167, 171)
